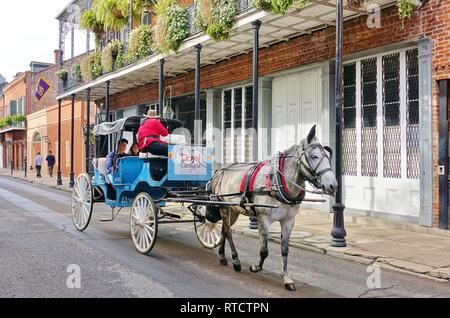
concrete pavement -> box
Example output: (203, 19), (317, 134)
(1, 175), (450, 298)
(2, 168), (450, 283)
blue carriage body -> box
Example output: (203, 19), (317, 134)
(92, 117), (212, 208)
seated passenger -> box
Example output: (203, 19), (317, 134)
(137, 110), (169, 157)
(128, 143), (140, 156)
(105, 139), (129, 175)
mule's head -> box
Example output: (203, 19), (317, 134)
(298, 125), (338, 196)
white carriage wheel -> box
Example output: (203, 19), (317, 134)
(194, 205), (223, 249)
(130, 193), (158, 255)
(71, 173), (94, 232)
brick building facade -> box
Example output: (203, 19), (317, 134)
(56, 0), (450, 228)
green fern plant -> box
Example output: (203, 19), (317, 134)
(125, 25), (153, 63)
(80, 9), (105, 34)
(397, 0), (415, 24)
(81, 52), (103, 80)
(71, 64), (82, 82)
(153, 0), (189, 53)
(194, 0), (237, 41)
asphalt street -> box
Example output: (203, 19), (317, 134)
(0, 176), (449, 298)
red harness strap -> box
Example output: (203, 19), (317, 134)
(278, 153), (305, 202)
(279, 154), (291, 196)
(239, 161), (270, 193)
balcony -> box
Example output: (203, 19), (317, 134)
(56, 0), (398, 101)
(57, 0), (255, 95)
(0, 116), (26, 134)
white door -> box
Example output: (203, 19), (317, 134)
(272, 68), (321, 154)
(271, 68), (323, 205)
(341, 48), (420, 219)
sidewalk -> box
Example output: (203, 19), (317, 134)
(234, 210), (450, 282)
(0, 168), (72, 192)
(1, 168), (450, 282)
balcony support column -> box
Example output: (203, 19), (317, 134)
(86, 88), (91, 174)
(70, 94), (75, 188)
(249, 20), (261, 230)
(159, 59), (165, 116)
(57, 99), (63, 186)
(195, 44), (202, 145)
(105, 81), (110, 121)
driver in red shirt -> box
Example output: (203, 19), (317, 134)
(137, 110), (169, 156)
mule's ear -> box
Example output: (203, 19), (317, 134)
(324, 146), (333, 159)
(307, 125), (316, 144)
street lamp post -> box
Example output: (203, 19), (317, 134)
(331, 0), (347, 247)
(249, 20), (261, 230)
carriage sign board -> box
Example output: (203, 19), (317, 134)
(168, 145), (213, 181)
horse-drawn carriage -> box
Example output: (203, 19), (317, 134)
(71, 116), (276, 255)
(71, 116), (336, 291)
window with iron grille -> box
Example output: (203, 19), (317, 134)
(342, 47), (420, 180)
(361, 57), (378, 177)
(343, 63), (357, 176)
(244, 86), (254, 162)
(222, 85), (253, 163)
(406, 48), (420, 179)
(382, 53), (401, 178)
(223, 90), (233, 163)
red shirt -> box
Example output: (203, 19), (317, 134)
(138, 119), (169, 150)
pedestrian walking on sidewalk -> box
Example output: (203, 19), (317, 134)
(35, 153), (42, 178)
(46, 151), (56, 178)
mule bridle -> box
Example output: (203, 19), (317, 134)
(281, 143), (332, 191)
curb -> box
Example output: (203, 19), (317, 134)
(0, 173), (72, 193)
(232, 226), (450, 283)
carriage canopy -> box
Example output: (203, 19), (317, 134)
(93, 116), (183, 136)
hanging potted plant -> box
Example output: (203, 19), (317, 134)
(194, 0), (237, 41)
(347, 0), (366, 9)
(55, 69), (68, 82)
(71, 64), (82, 83)
(153, 0), (190, 53)
(397, 0), (416, 23)
(80, 9), (105, 34)
(125, 25), (153, 63)
(94, 0), (130, 31)
(101, 40), (124, 73)
(81, 52), (103, 81)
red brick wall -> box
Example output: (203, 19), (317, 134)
(106, 2), (450, 226)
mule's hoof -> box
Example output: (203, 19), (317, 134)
(284, 283), (296, 292)
(220, 258), (228, 266)
(249, 265), (261, 273)
(233, 263), (241, 272)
